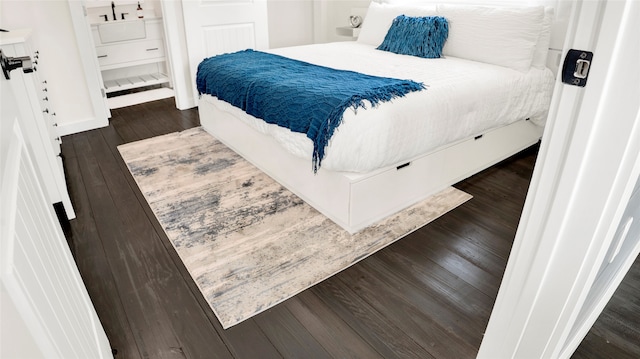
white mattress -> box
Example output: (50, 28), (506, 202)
(200, 42), (555, 173)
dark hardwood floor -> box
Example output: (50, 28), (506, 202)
(61, 98), (640, 358)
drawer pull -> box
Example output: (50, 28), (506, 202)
(396, 162), (411, 170)
(98, 55), (108, 58)
(146, 48), (159, 51)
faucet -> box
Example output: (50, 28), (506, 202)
(111, 1), (116, 21)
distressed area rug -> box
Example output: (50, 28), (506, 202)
(118, 127), (472, 329)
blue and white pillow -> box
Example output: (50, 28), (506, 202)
(376, 15), (449, 59)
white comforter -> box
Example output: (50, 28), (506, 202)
(201, 42), (555, 173)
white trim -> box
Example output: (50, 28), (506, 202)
(313, 0), (329, 44)
(108, 87), (175, 110)
(56, 116), (109, 137)
(561, 132), (640, 357)
(160, 0), (196, 110)
(67, 0), (110, 127)
(478, 0), (640, 357)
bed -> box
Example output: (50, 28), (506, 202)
(197, 2), (558, 233)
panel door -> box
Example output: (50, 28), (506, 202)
(181, 0), (269, 104)
(1, 56), (112, 359)
(1, 34), (76, 219)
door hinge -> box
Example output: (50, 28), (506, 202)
(561, 49), (593, 87)
(101, 88), (106, 97)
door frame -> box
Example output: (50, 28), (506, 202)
(159, 1), (196, 110)
(478, 0), (640, 357)
(67, 0), (196, 118)
(66, 0), (111, 130)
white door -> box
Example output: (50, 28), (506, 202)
(479, 0), (640, 357)
(181, 0), (269, 105)
(1, 33), (77, 220)
(1, 60), (112, 359)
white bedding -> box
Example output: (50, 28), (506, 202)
(200, 41), (555, 173)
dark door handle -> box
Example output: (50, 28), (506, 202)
(1, 49), (33, 80)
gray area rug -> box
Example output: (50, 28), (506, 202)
(118, 127), (472, 328)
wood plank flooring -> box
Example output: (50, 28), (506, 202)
(61, 98), (639, 358)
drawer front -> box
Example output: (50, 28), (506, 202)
(90, 19), (163, 45)
(145, 19), (165, 40)
(96, 39), (165, 67)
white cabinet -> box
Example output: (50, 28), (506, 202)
(91, 19), (172, 107)
(96, 39), (165, 68)
(0, 29), (75, 220)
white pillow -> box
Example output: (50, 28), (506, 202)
(357, 2), (437, 47)
(437, 4), (545, 72)
(531, 7), (555, 69)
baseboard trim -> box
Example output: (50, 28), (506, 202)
(57, 116), (108, 136)
(108, 88), (175, 109)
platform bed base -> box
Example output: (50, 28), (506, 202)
(199, 101), (543, 234)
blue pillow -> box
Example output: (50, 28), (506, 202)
(377, 15), (449, 58)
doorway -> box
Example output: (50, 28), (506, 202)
(80, 0), (173, 109)
(70, 0), (176, 112)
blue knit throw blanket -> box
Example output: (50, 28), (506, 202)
(196, 49), (425, 171)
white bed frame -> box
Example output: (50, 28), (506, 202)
(193, 0), (571, 233)
(199, 96), (544, 233)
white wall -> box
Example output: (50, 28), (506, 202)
(314, 0), (370, 43)
(0, 1), (98, 134)
(268, 0), (315, 48)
